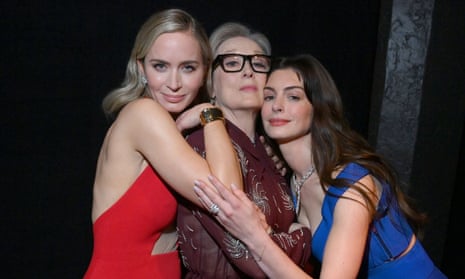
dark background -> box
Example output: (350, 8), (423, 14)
(2, 0), (463, 278)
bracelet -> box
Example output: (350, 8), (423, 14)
(200, 107), (224, 126)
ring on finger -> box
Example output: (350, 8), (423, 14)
(209, 203), (220, 216)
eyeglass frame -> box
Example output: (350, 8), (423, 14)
(212, 53), (272, 74)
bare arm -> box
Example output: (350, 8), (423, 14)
(193, 176), (312, 279)
(318, 176), (374, 278)
(124, 98), (242, 206)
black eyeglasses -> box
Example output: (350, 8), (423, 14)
(213, 54), (272, 73)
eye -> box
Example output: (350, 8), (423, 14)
(288, 95), (301, 101)
(263, 90), (275, 101)
(224, 60), (240, 68)
(285, 88), (306, 101)
(182, 64), (197, 73)
(152, 63), (167, 72)
(252, 61), (267, 70)
(263, 95), (274, 101)
(252, 56), (270, 70)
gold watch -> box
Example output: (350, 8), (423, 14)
(200, 107), (225, 126)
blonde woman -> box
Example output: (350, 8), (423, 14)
(84, 9), (241, 278)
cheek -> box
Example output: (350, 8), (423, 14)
(298, 107), (313, 130)
(185, 75), (203, 88)
(260, 103), (272, 119)
(147, 81), (163, 94)
(256, 75), (267, 88)
(213, 73), (235, 92)
(146, 73), (166, 89)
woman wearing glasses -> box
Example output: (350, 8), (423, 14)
(176, 22), (312, 278)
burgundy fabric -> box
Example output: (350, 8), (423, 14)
(177, 120), (311, 278)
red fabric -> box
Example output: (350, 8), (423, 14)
(84, 166), (181, 279)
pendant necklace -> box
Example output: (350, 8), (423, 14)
(291, 166), (315, 214)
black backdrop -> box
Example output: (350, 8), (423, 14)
(2, 1), (462, 278)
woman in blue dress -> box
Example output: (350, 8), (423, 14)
(193, 54), (447, 278)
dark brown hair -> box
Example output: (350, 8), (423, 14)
(268, 54), (427, 234)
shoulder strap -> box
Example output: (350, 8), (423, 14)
(336, 162), (369, 182)
(327, 163), (369, 196)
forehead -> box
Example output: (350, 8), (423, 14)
(217, 36), (263, 54)
(267, 69), (302, 86)
(148, 31), (202, 61)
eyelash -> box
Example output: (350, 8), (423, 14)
(263, 94), (301, 101)
(288, 95), (300, 101)
(151, 63), (197, 72)
(183, 65), (196, 72)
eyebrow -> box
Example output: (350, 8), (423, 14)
(263, 85), (304, 92)
(147, 58), (201, 65)
(283, 85), (304, 91)
(263, 86), (276, 92)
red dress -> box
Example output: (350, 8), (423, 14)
(84, 166), (181, 279)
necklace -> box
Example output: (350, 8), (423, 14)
(291, 166), (315, 214)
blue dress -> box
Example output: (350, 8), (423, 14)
(310, 163), (447, 278)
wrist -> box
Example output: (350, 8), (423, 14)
(266, 225), (274, 235)
(200, 107), (224, 126)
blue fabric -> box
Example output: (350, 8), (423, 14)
(311, 163), (447, 278)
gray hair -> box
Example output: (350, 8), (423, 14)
(207, 22), (271, 95)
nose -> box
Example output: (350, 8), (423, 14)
(242, 60), (254, 77)
(167, 71), (181, 91)
(272, 99), (283, 112)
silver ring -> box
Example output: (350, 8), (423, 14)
(209, 203), (220, 216)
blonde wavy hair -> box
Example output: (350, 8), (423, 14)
(102, 9), (211, 120)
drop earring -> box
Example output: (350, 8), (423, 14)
(141, 76), (148, 85)
(209, 96), (216, 105)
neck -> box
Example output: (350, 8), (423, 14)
(279, 133), (313, 177)
(222, 109), (258, 142)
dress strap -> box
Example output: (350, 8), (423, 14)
(336, 163), (370, 182)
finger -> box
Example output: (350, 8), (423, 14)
(207, 175), (236, 201)
(229, 182), (255, 207)
(207, 176), (250, 211)
(193, 180), (214, 210)
(260, 138), (274, 157)
(194, 179), (230, 211)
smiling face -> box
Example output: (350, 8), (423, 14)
(261, 69), (314, 144)
(212, 36), (268, 114)
(138, 31), (206, 114)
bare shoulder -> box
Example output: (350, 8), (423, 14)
(121, 98), (165, 117)
(117, 98), (172, 128)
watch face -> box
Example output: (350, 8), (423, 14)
(201, 108), (224, 126)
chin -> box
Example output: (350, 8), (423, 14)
(165, 103), (189, 113)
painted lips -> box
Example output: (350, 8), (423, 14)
(163, 93), (186, 103)
(268, 118), (289, 126)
